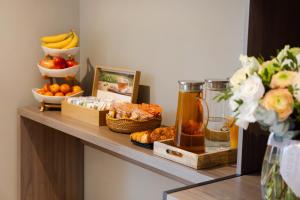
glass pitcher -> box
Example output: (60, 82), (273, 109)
(204, 79), (231, 149)
(175, 81), (208, 153)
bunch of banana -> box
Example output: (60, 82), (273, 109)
(41, 31), (79, 49)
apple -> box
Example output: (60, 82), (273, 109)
(66, 56), (78, 68)
(40, 55), (55, 69)
(53, 56), (67, 69)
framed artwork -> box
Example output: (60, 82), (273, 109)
(92, 66), (141, 103)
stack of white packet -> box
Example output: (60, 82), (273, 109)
(67, 96), (119, 111)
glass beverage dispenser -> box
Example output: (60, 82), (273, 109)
(175, 81), (208, 153)
(204, 79), (231, 149)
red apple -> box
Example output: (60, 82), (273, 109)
(66, 56), (78, 68)
(53, 56), (67, 69)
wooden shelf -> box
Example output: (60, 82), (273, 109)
(18, 106), (236, 185)
(165, 174), (261, 200)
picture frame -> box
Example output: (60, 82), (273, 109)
(92, 66), (141, 103)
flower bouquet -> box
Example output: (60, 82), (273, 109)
(217, 45), (300, 199)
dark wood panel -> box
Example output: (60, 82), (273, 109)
(248, 0), (300, 58)
(64, 135), (84, 200)
(242, 0), (300, 174)
(21, 117), (84, 200)
(241, 124), (269, 174)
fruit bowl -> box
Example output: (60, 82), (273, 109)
(41, 46), (79, 56)
(37, 64), (80, 77)
(32, 88), (83, 104)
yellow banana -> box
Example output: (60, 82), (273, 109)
(42, 34), (74, 49)
(62, 32), (79, 49)
(40, 32), (70, 43)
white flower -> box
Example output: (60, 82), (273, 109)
(229, 67), (249, 89)
(234, 101), (259, 129)
(238, 74), (265, 102)
(292, 73), (300, 101)
(277, 45), (290, 61)
(281, 58), (293, 67)
(238, 101), (259, 123)
(230, 55), (260, 89)
(230, 67), (249, 89)
(239, 55), (260, 71)
(296, 54), (300, 66)
(230, 74), (265, 129)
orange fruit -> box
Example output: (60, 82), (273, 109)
(55, 92), (64, 96)
(49, 83), (60, 93)
(72, 85), (82, 93)
(36, 89), (45, 95)
(60, 84), (71, 94)
(65, 92), (74, 96)
(44, 91), (53, 96)
(43, 84), (50, 92)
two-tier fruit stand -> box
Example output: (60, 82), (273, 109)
(32, 31), (83, 111)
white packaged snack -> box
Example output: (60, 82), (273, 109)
(66, 96), (122, 111)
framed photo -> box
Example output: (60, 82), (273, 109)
(92, 66), (141, 103)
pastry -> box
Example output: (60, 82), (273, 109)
(130, 127), (175, 144)
(108, 103), (162, 121)
(149, 127), (175, 143)
(130, 130), (151, 144)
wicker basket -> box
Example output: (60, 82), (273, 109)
(106, 116), (162, 134)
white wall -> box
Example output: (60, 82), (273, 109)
(80, 0), (249, 199)
(0, 1), (79, 199)
(0, 1), (249, 199)
(80, 0), (249, 125)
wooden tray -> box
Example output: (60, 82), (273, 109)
(153, 140), (237, 170)
(61, 101), (108, 126)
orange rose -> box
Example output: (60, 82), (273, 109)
(262, 89), (294, 121)
(270, 71), (297, 89)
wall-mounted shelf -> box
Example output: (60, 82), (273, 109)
(19, 106), (236, 199)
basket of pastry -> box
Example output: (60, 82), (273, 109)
(106, 103), (162, 134)
(130, 127), (175, 149)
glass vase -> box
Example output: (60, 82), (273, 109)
(261, 145), (299, 200)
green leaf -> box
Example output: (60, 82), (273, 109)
(213, 88), (233, 102)
(263, 68), (269, 78)
(234, 99), (243, 105)
(287, 51), (297, 65)
(258, 55), (265, 64)
(288, 85), (294, 94)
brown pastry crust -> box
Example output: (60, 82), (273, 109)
(130, 130), (151, 143)
(130, 127), (175, 144)
(109, 103), (162, 120)
(149, 127), (175, 143)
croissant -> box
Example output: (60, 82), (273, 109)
(130, 127), (175, 144)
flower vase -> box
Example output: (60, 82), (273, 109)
(261, 145), (299, 200)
